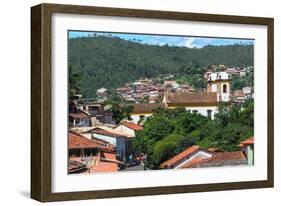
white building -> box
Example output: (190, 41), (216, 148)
(130, 103), (167, 124)
(81, 126), (134, 162)
(207, 72), (231, 102)
(114, 121), (143, 137)
(162, 92), (218, 119)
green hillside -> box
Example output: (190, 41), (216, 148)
(68, 36), (254, 97)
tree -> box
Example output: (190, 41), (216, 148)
(69, 35), (253, 97)
(151, 133), (184, 169)
(133, 100), (254, 169)
(68, 64), (82, 99)
(122, 105), (134, 120)
(141, 116), (176, 142)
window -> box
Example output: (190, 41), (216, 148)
(223, 84), (227, 93)
(207, 110), (212, 119)
(211, 84), (217, 92)
(138, 115), (145, 124)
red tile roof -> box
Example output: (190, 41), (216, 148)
(160, 145), (200, 168)
(120, 122), (143, 131)
(68, 131), (107, 149)
(69, 111), (89, 119)
(87, 156), (119, 173)
(91, 127), (134, 139)
(201, 151), (246, 163)
(234, 90), (245, 97)
(164, 92), (217, 105)
(179, 157), (205, 169)
(68, 159), (87, 174)
(239, 137), (254, 145)
(207, 148), (223, 152)
(183, 151), (247, 168)
(132, 103), (167, 113)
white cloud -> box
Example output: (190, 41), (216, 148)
(183, 37), (196, 48)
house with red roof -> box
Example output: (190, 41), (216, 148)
(114, 121), (143, 137)
(238, 136), (254, 165)
(68, 159), (87, 174)
(69, 111), (91, 127)
(68, 131), (108, 158)
(68, 131), (120, 174)
(159, 145), (214, 169)
(182, 151), (247, 168)
(160, 137), (254, 170)
(85, 126), (135, 163)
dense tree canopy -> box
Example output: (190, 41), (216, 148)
(133, 99), (254, 169)
(68, 36), (254, 97)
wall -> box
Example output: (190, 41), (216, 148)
(93, 133), (117, 145)
(0, 0), (280, 206)
(184, 106), (217, 119)
(115, 125), (135, 137)
(131, 113), (152, 124)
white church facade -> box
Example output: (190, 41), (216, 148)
(207, 72), (231, 102)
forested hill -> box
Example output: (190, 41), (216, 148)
(68, 36), (253, 97)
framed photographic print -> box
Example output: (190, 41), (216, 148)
(31, 3), (274, 202)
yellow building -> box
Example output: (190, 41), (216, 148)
(162, 92), (218, 119)
(130, 103), (166, 124)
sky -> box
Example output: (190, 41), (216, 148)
(69, 31), (254, 48)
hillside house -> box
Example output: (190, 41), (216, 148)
(96, 87), (108, 100)
(69, 111), (91, 127)
(159, 146), (214, 169)
(85, 127), (135, 163)
(161, 137), (254, 170)
(238, 137), (254, 165)
(114, 121), (143, 137)
(182, 151), (247, 168)
(68, 131), (119, 174)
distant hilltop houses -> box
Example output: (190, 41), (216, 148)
(70, 65), (254, 126)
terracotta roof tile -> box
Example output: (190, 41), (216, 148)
(207, 148), (223, 152)
(240, 137), (254, 145)
(69, 111), (89, 119)
(160, 145), (200, 168)
(179, 157), (205, 169)
(164, 92), (217, 105)
(183, 151), (247, 168)
(68, 159), (87, 173)
(234, 90), (244, 97)
(202, 151), (246, 163)
(68, 131), (107, 149)
(132, 103), (167, 113)
(92, 127), (134, 139)
(120, 122), (143, 131)
(87, 157), (119, 173)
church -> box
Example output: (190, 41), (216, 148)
(163, 71), (231, 119)
(130, 72), (231, 123)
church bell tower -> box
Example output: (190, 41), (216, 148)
(207, 72), (231, 102)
